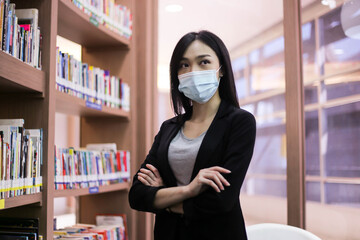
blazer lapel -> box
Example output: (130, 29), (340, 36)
(158, 118), (182, 187)
(190, 101), (234, 180)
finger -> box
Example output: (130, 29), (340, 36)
(146, 164), (161, 178)
(208, 166), (231, 174)
(140, 168), (156, 181)
(199, 177), (221, 193)
(204, 172), (225, 190)
(138, 172), (154, 184)
(138, 175), (151, 186)
(213, 171), (230, 186)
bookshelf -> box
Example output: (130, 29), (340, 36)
(0, 0), (158, 239)
(56, 91), (131, 119)
(0, 193), (42, 210)
(0, 51), (45, 94)
(54, 182), (130, 198)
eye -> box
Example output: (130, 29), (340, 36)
(179, 62), (189, 69)
(200, 59), (210, 65)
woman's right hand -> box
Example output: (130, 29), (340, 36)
(137, 164), (164, 187)
(186, 166), (231, 197)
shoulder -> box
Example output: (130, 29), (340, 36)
(157, 115), (182, 133)
(223, 103), (256, 126)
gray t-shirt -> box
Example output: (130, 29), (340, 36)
(168, 127), (206, 186)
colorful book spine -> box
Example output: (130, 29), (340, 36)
(0, 119), (43, 199)
(0, 4), (42, 69)
(54, 219), (127, 240)
(54, 146), (130, 190)
(70, 0), (132, 39)
(55, 48), (130, 111)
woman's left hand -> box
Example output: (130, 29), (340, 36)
(137, 164), (164, 187)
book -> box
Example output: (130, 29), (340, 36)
(0, 120), (42, 198)
(0, 217), (39, 240)
(16, 8), (39, 68)
(0, 0), (5, 49)
(1, 0), (9, 51)
(96, 214), (128, 240)
(54, 145), (130, 190)
(55, 48), (129, 111)
(70, 0), (132, 39)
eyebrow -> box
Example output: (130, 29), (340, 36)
(181, 54), (212, 61)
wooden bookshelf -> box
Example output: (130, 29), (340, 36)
(1, 193), (42, 210)
(56, 91), (131, 119)
(54, 182), (130, 198)
(0, 0), (157, 239)
(0, 51), (45, 94)
(57, 0), (130, 48)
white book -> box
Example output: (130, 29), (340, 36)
(0, 118), (25, 127)
(86, 143), (117, 152)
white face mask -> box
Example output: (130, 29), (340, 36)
(178, 66), (222, 104)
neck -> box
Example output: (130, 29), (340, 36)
(191, 93), (221, 122)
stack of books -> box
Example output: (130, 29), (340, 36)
(54, 214), (128, 240)
(56, 48), (130, 111)
(0, 2), (42, 69)
(70, 0), (132, 39)
(0, 119), (43, 199)
(0, 217), (41, 240)
(54, 144), (130, 190)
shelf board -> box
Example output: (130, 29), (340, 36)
(0, 51), (45, 94)
(56, 91), (130, 119)
(58, 0), (130, 48)
(1, 193), (42, 210)
(54, 182), (130, 198)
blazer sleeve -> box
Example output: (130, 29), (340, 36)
(183, 110), (256, 217)
(128, 123), (166, 214)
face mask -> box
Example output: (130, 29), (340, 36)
(178, 66), (222, 104)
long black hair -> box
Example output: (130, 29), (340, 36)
(169, 30), (239, 117)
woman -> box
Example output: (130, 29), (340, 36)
(129, 30), (256, 240)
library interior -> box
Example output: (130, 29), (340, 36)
(0, 0), (360, 239)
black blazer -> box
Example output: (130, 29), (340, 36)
(129, 100), (256, 240)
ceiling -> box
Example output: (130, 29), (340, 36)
(158, 0), (315, 65)
(157, 0), (315, 90)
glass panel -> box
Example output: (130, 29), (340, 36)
(306, 181), (321, 202)
(304, 84), (318, 105)
(232, 56), (247, 99)
(305, 110), (320, 176)
(319, 6), (360, 76)
(325, 183), (360, 208)
(324, 70), (360, 100)
(244, 178), (286, 198)
(248, 117), (286, 175)
(324, 102), (360, 177)
(302, 21), (318, 83)
(249, 37), (285, 94)
(304, 1), (360, 239)
(248, 94), (285, 117)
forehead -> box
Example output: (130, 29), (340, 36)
(182, 40), (217, 59)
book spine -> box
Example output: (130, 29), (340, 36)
(1, 0), (8, 51)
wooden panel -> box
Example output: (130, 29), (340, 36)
(80, 117), (131, 150)
(1, 193), (42, 210)
(133, 1), (159, 240)
(79, 190), (132, 225)
(283, 0), (306, 229)
(0, 51), (45, 94)
(54, 182), (130, 198)
(58, 0), (130, 48)
(56, 91), (130, 119)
